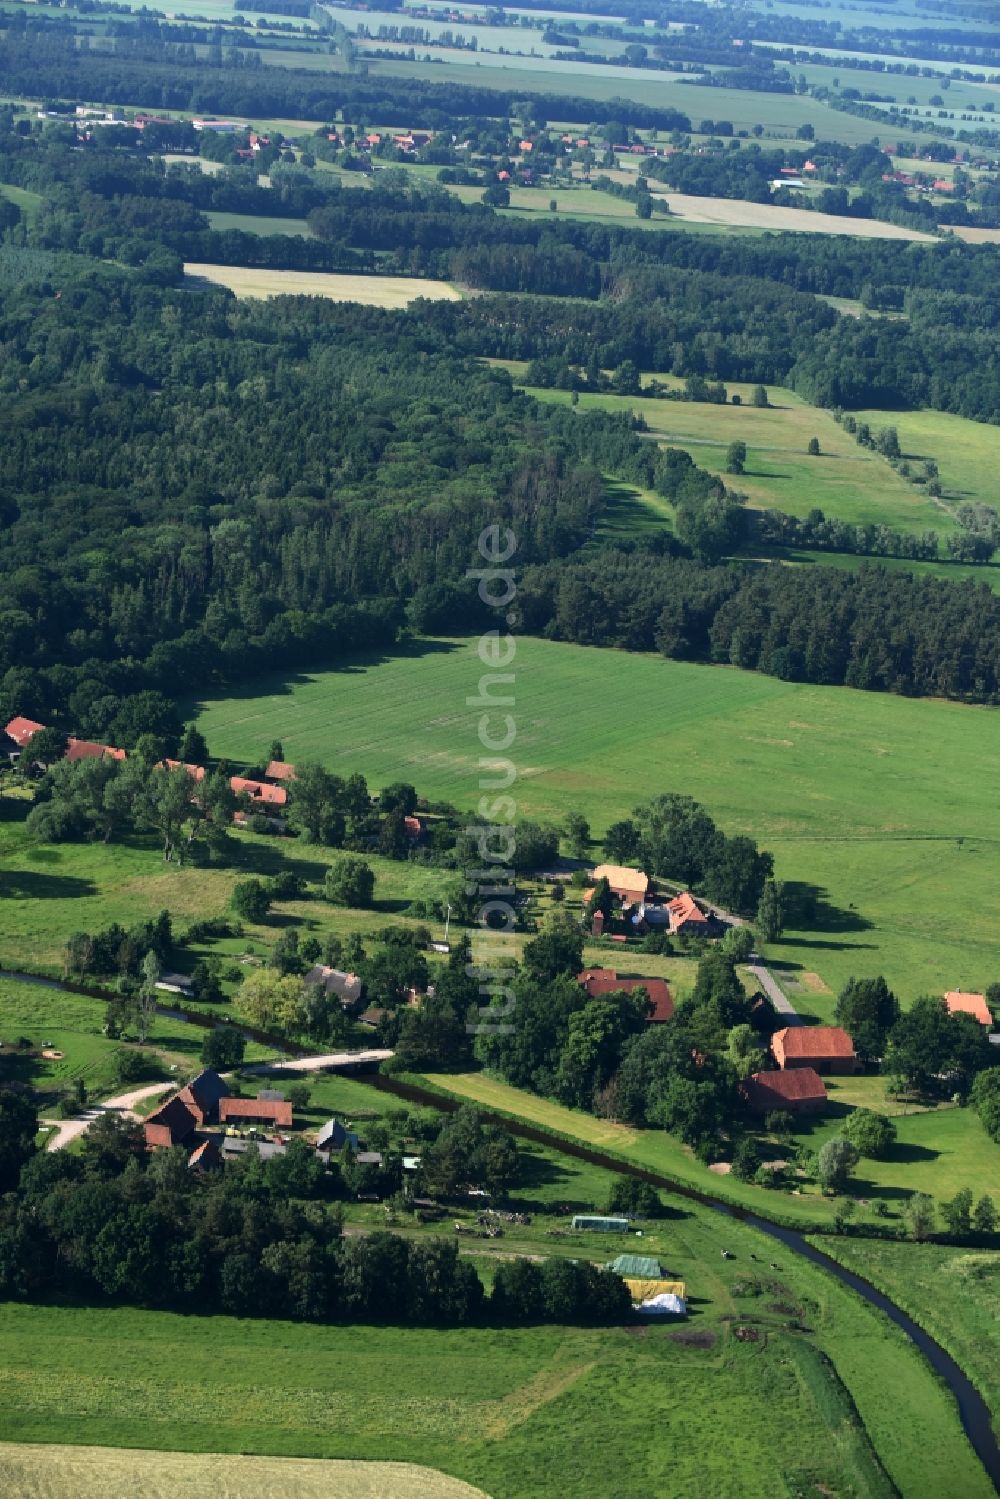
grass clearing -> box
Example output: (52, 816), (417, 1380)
(206, 210), (314, 237)
(191, 635), (1000, 1003)
(183, 264), (461, 304)
(0, 1444), (485, 1499)
(506, 369), (952, 534)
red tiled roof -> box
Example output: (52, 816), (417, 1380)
(265, 760), (296, 782)
(162, 759), (206, 782)
(144, 1095), (198, 1144)
(745, 1067), (826, 1110)
(577, 970), (674, 1022)
(666, 891), (709, 928)
(66, 738), (126, 762)
(219, 1097), (293, 1125)
(591, 864), (650, 902)
(230, 776), (287, 806)
(772, 1026), (856, 1066)
(404, 815), (422, 836)
(944, 991), (992, 1026)
(4, 716), (45, 747)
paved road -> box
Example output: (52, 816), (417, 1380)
(747, 959), (801, 1025)
(245, 1048), (394, 1075)
(41, 1081), (175, 1151)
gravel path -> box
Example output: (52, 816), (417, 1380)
(41, 1081), (175, 1151)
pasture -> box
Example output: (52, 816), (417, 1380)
(815, 1240), (1000, 1426)
(183, 264), (461, 304)
(0, 1214), (989, 1499)
(0, 1446), (484, 1499)
(190, 635), (1000, 1004)
(504, 368), (954, 534)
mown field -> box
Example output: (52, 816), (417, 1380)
(0, 1445), (485, 1499)
(814, 1239), (1000, 1428)
(191, 635), (1000, 1003)
(183, 264), (462, 304)
(421, 1068), (1000, 1223)
(0, 1201), (990, 1499)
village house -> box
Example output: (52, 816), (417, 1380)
(144, 1094), (199, 1149)
(265, 760), (296, 782)
(944, 991), (993, 1027)
(304, 964), (365, 1010)
(317, 1118), (360, 1152)
(589, 864), (650, 905)
(176, 1068), (231, 1124)
(771, 1025), (858, 1074)
(578, 968), (674, 1023)
(65, 738), (127, 763)
(229, 776), (288, 808)
(664, 891), (716, 938)
(744, 1066), (827, 1115)
(3, 716), (45, 748)
(162, 759), (206, 782)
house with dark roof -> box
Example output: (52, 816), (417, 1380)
(144, 1095), (198, 1149)
(219, 1096), (293, 1128)
(317, 1118), (360, 1152)
(772, 1026), (858, 1075)
(745, 1067), (826, 1114)
(304, 965), (365, 1009)
(177, 1069), (231, 1124)
(578, 969), (674, 1023)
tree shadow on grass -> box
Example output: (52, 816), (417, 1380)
(183, 637), (464, 719)
(227, 840), (328, 884)
(0, 869), (98, 901)
(781, 881), (874, 937)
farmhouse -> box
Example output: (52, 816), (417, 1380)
(304, 964), (365, 1008)
(664, 891), (714, 937)
(176, 1068), (231, 1124)
(230, 776), (287, 807)
(3, 716), (44, 747)
(944, 991), (993, 1027)
(590, 864), (650, 904)
(65, 738), (127, 763)
(144, 1095), (198, 1149)
(771, 1026), (858, 1074)
(219, 1096), (294, 1128)
(577, 968), (674, 1023)
(317, 1118), (360, 1151)
(744, 1066), (827, 1115)
(162, 759), (206, 782)
(265, 759), (296, 782)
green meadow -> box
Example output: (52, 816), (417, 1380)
(206, 210), (314, 237)
(815, 1239), (1000, 1426)
(423, 1068), (1000, 1222)
(499, 362), (975, 536)
(191, 636), (1000, 1004)
(0, 1192), (989, 1499)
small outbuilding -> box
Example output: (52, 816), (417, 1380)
(944, 991), (992, 1027)
(745, 1066), (827, 1115)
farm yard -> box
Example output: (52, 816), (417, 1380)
(182, 265), (462, 304)
(189, 635), (1000, 1005)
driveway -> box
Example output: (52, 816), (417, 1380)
(41, 1081), (175, 1152)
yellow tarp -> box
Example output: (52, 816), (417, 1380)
(625, 1279), (686, 1303)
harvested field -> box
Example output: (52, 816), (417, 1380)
(950, 225), (1000, 245)
(659, 193), (936, 240)
(183, 264), (462, 304)
(0, 1444), (488, 1499)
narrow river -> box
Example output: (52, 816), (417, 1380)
(367, 1072), (1000, 1493)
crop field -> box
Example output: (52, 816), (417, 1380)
(183, 265), (461, 303)
(815, 1240), (1000, 1426)
(0, 1214), (990, 1498)
(191, 635), (1000, 1004)
(0, 1445), (483, 1499)
(206, 210), (314, 237)
(658, 191), (936, 240)
(499, 365), (956, 535)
